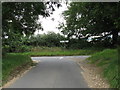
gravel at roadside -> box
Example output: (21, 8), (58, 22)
(70, 57), (110, 88)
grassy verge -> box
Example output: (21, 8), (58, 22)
(2, 53), (33, 85)
(21, 47), (102, 56)
(28, 50), (97, 56)
(87, 49), (119, 88)
(17, 50), (99, 56)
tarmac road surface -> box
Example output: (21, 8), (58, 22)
(9, 56), (90, 88)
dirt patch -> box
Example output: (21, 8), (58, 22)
(70, 58), (110, 88)
(2, 61), (37, 88)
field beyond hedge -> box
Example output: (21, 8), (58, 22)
(21, 47), (103, 56)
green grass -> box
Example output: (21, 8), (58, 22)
(20, 50), (99, 56)
(88, 49), (119, 88)
(28, 50), (97, 56)
(2, 53), (32, 85)
(19, 47), (102, 56)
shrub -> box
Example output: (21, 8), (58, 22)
(67, 39), (92, 49)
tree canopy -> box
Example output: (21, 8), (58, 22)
(2, 2), (61, 53)
(2, 2), (60, 37)
(59, 2), (120, 46)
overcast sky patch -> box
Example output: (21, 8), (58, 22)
(34, 3), (68, 35)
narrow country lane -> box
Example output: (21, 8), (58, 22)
(8, 56), (89, 88)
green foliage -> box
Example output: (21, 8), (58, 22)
(88, 49), (119, 88)
(59, 2), (119, 46)
(17, 45), (32, 52)
(3, 34), (31, 53)
(2, 2), (48, 37)
(2, 2), (61, 54)
(2, 32), (66, 53)
(90, 36), (113, 48)
(31, 46), (64, 52)
(2, 2), (49, 54)
(67, 39), (92, 49)
(29, 32), (66, 47)
(2, 54), (32, 85)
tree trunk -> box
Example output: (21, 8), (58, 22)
(112, 30), (118, 47)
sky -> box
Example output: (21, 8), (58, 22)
(34, 3), (68, 35)
(34, 3), (120, 37)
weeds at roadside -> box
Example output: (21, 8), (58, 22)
(88, 49), (119, 88)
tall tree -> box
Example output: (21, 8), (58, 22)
(59, 2), (119, 46)
(2, 2), (48, 37)
(2, 2), (61, 37)
(2, 2), (61, 53)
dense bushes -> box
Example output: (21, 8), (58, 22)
(65, 35), (116, 49)
(2, 31), (119, 54)
(67, 39), (92, 49)
(2, 35), (31, 54)
(29, 32), (65, 47)
(2, 32), (66, 54)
